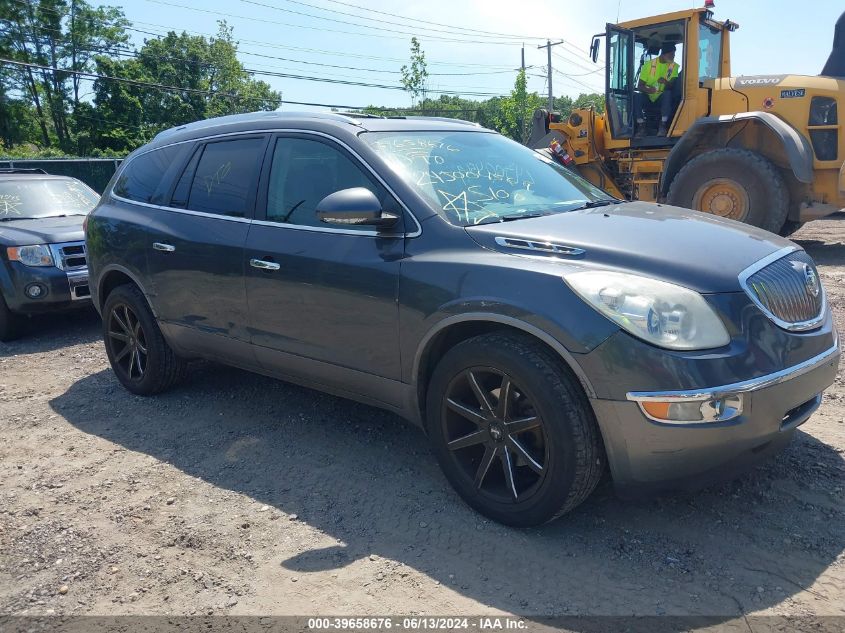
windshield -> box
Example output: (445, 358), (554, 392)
(361, 131), (615, 226)
(0, 178), (99, 221)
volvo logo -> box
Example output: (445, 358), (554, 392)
(802, 263), (821, 298)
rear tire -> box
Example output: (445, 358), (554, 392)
(0, 295), (22, 342)
(425, 332), (604, 527)
(102, 284), (187, 395)
(667, 149), (789, 234)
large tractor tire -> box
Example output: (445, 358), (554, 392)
(666, 149), (789, 234)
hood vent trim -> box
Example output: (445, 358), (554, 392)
(494, 236), (585, 258)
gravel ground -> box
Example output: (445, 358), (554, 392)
(1, 215), (844, 620)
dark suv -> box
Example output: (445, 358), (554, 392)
(87, 112), (840, 526)
(1, 169), (98, 340)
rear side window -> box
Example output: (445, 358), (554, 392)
(113, 144), (188, 204)
(185, 137), (265, 217)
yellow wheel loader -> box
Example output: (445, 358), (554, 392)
(529, 4), (845, 236)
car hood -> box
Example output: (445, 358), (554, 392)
(464, 202), (794, 293)
(0, 215), (86, 246)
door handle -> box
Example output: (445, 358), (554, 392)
(152, 242), (176, 252)
(250, 258), (281, 271)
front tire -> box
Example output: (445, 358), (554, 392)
(667, 149), (789, 234)
(0, 295), (22, 342)
(425, 332), (604, 527)
(102, 284), (186, 395)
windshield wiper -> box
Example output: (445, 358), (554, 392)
(476, 212), (546, 225)
(0, 214), (82, 222)
(569, 199), (620, 211)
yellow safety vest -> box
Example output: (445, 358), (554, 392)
(642, 58), (677, 102)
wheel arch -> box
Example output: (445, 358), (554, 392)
(96, 265), (156, 317)
(660, 112), (814, 199)
(411, 314), (597, 427)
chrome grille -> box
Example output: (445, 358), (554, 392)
(49, 241), (87, 271)
(741, 249), (824, 331)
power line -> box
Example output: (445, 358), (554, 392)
(126, 22), (517, 69)
(296, 0), (551, 40)
(0, 58), (508, 104)
(144, 0), (526, 46)
(0, 31), (515, 91)
(237, 0), (547, 42)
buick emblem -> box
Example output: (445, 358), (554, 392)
(802, 263), (820, 298)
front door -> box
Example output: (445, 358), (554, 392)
(244, 134), (405, 398)
(147, 134), (269, 363)
(606, 24), (635, 139)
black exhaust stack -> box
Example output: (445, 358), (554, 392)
(822, 11), (845, 78)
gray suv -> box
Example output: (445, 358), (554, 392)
(86, 112), (840, 526)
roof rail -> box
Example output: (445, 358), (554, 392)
(336, 112), (384, 119)
(399, 116), (481, 127)
(0, 167), (48, 174)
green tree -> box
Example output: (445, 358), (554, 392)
(400, 37), (428, 107)
(495, 69), (542, 143)
(84, 21), (281, 153)
(572, 92), (605, 114)
(0, 0), (129, 151)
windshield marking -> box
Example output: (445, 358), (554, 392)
(363, 131), (612, 227)
(0, 194), (22, 217)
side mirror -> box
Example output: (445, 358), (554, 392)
(315, 187), (398, 228)
(590, 37), (600, 64)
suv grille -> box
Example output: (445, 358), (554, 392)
(50, 241), (87, 271)
(742, 250), (824, 331)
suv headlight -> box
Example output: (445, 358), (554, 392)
(563, 270), (730, 350)
(7, 245), (55, 267)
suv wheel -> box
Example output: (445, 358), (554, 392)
(0, 295), (22, 342)
(102, 284), (186, 395)
(426, 332), (604, 527)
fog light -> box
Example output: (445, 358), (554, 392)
(639, 394), (743, 424)
(25, 283), (47, 299)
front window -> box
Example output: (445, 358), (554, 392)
(0, 179), (99, 221)
(361, 131), (613, 226)
(698, 22), (722, 81)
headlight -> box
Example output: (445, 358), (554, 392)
(563, 270), (730, 350)
(7, 245), (55, 267)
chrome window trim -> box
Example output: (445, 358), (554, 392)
(738, 245), (827, 332)
(110, 128), (422, 238)
(627, 331), (840, 404)
(109, 195), (253, 223)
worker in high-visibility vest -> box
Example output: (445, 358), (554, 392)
(634, 43), (680, 137)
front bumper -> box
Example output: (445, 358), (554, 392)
(591, 337), (840, 496)
(3, 261), (91, 314)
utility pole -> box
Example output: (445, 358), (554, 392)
(537, 39), (565, 112)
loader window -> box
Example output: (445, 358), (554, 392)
(699, 24), (722, 81)
(607, 27), (634, 138)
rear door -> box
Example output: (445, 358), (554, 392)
(147, 134), (269, 363)
(244, 133), (406, 396)
(606, 24), (635, 139)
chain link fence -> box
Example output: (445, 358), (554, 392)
(0, 158), (123, 193)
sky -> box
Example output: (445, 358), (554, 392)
(92, 0), (842, 112)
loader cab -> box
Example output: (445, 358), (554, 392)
(593, 7), (734, 147)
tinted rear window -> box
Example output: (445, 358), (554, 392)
(113, 144), (189, 204)
(186, 137), (265, 217)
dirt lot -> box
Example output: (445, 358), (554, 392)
(1, 216), (844, 620)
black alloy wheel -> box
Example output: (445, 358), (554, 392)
(101, 283), (186, 395)
(442, 367), (548, 503)
(106, 302), (148, 382)
(426, 332), (605, 527)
